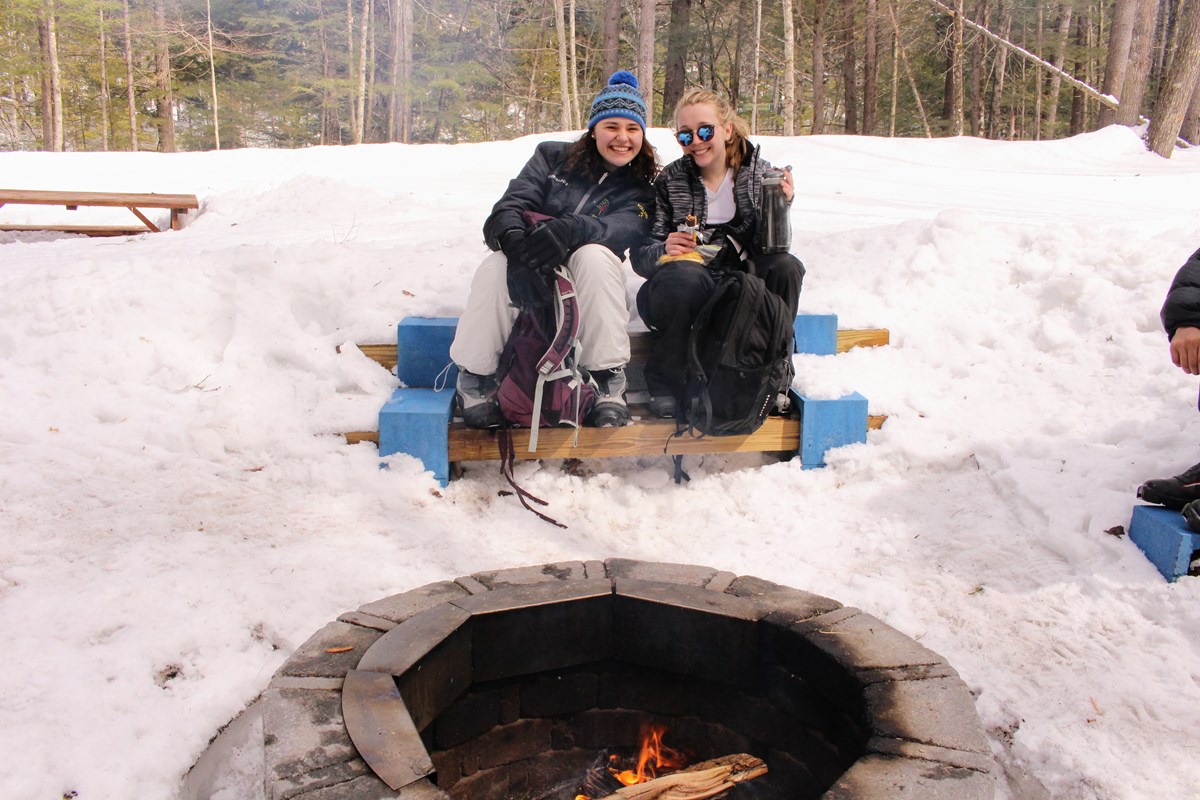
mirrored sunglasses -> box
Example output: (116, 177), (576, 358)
(676, 125), (716, 146)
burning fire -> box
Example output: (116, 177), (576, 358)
(575, 723), (687, 800)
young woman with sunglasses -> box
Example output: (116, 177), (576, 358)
(448, 71), (658, 429)
(631, 88), (806, 419)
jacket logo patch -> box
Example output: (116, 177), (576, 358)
(592, 198), (609, 216)
(547, 173), (569, 186)
(637, 202), (648, 219)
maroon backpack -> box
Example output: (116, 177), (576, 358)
(495, 268), (596, 452)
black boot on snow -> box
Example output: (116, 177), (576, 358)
(1138, 461), (1200, 510)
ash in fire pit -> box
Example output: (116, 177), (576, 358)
(242, 559), (995, 800)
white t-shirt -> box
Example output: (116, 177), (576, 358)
(705, 169), (736, 225)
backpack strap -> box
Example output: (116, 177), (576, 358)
(498, 428), (567, 528)
(527, 268), (586, 452)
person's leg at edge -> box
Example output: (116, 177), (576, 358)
(635, 263), (715, 418)
(568, 243), (633, 426)
(448, 251), (517, 428)
(754, 251), (805, 317)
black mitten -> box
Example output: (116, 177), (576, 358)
(516, 217), (579, 273)
(506, 261), (553, 310)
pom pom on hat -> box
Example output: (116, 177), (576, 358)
(589, 70), (647, 132)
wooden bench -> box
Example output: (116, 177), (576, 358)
(343, 315), (888, 484)
(0, 189), (199, 236)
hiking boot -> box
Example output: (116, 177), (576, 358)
(648, 395), (677, 419)
(456, 369), (503, 429)
(1184, 500), (1200, 535)
(1137, 461), (1200, 510)
(588, 367), (629, 428)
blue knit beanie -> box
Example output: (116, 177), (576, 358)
(588, 70), (647, 131)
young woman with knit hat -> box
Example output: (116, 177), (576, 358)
(449, 71), (658, 429)
(632, 87), (806, 419)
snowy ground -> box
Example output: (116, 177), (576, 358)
(2, 125), (1200, 800)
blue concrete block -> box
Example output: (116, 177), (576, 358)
(397, 317), (459, 388)
(378, 387), (456, 485)
(797, 391), (868, 468)
(1129, 505), (1200, 582)
(793, 313), (838, 356)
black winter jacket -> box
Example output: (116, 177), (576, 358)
(631, 138), (782, 278)
(1162, 247), (1200, 337)
(483, 141), (653, 260)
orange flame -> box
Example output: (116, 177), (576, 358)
(610, 724), (686, 786)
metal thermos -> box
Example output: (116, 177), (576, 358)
(760, 167), (791, 254)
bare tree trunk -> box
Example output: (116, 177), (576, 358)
(1147, 0), (1200, 156)
(366, 0), (377, 140)
(1115, 0), (1159, 125)
(638, 0), (655, 124)
(153, 0), (174, 151)
(663, 0), (691, 122)
(346, 0), (357, 142)
(889, 13), (899, 135)
(602, 0), (620, 77)
(1099, 0), (1139, 126)
(568, 0), (580, 128)
(968, 0), (987, 136)
(1069, 9), (1088, 135)
(889, 0), (932, 136)
(1182, 65), (1200, 143)
(751, 0), (762, 134)
(99, 4), (111, 150)
(386, 0), (412, 142)
(552, 0), (571, 130)
(951, 0), (964, 134)
(205, 0), (221, 149)
(353, 0), (370, 143)
(988, 3), (1011, 138)
(122, 0), (138, 150)
(1042, 3), (1073, 136)
(842, 2), (858, 133)
(864, 0), (879, 134)
(38, 0), (63, 151)
(1033, 5), (1043, 138)
(808, 0), (822, 134)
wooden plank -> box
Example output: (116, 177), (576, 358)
(0, 189), (199, 209)
(352, 327), (891, 373)
(836, 328), (890, 352)
(0, 224), (150, 237)
(345, 413), (886, 452)
(450, 414), (801, 461)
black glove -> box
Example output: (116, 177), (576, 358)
(516, 217), (579, 273)
(507, 267), (553, 311)
(498, 228), (527, 260)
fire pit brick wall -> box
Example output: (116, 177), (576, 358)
(259, 559), (995, 800)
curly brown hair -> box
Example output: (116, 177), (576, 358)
(563, 128), (659, 185)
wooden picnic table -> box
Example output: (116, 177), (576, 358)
(0, 188), (200, 236)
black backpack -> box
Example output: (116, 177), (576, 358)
(683, 271), (795, 436)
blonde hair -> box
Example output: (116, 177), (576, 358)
(674, 87), (751, 174)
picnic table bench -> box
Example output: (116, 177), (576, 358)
(0, 188), (199, 236)
(342, 315), (889, 484)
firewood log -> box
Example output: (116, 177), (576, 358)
(594, 754), (767, 800)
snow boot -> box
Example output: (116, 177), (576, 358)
(457, 369), (503, 429)
(588, 366), (629, 428)
(1137, 461), (1200, 510)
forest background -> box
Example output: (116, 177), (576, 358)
(4, 0), (1200, 157)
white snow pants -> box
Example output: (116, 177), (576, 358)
(449, 243), (631, 376)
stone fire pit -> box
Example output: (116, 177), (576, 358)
(253, 559), (994, 800)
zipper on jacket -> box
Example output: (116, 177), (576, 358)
(572, 171), (608, 215)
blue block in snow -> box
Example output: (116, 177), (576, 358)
(793, 313), (838, 356)
(797, 391), (868, 468)
(1129, 505), (1200, 582)
(397, 317), (459, 388)
(378, 387), (456, 485)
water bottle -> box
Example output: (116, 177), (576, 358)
(760, 167), (791, 254)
